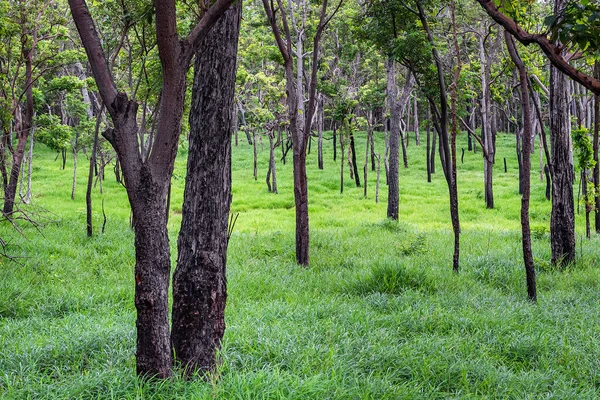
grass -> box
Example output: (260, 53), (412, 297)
(1, 129), (600, 399)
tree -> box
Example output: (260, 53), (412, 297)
(262, 0), (343, 266)
(68, 0), (235, 378)
(505, 31), (536, 301)
(171, 0), (242, 375)
(0, 0), (69, 215)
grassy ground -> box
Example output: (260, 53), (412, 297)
(1, 129), (600, 399)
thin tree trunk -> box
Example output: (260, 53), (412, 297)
(87, 107), (103, 237)
(479, 33), (494, 209)
(22, 127), (33, 204)
(350, 131), (360, 187)
(340, 123), (345, 193)
(238, 101), (253, 145)
(4, 40), (34, 215)
(267, 130), (278, 193)
(253, 132), (257, 180)
(426, 111), (431, 183)
(375, 153), (381, 203)
(419, 1), (459, 272)
(387, 58), (400, 220)
(594, 62), (600, 233)
(414, 94), (420, 145)
(364, 123), (371, 198)
(506, 31), (536, 301)
(71, 131), (79, 200)
(333, 123), (337, 161)
(317, 93), (324, 170)
(430, 107), (436, 174)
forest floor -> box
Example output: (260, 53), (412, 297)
(1, 130), (600, 399)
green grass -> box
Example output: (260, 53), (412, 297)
(1, 129), (600, 399)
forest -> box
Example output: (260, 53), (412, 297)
(2, 0), (600, 398)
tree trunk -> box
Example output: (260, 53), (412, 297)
(267, 130), (278, 193)
(333, 123), (337, 161)
(505, 31), (536, 301)
(418, 2), (459, 272)
(253, 131), (257, 180)
(594, 62), (600, 233)
(479, 33), (494, 209)
(413, 94), (420, 145)
(71, 131), (79, 200)
(172, 0), (240, 375)
(426, 110), (431, 183)
(340, 123), (345, 193)
(24, 127), (34, 204)
(87, 107), (103, 237)
(375, 153), (381, 203)
(350, 132), (360, 187)
(387, 58), (400, 220)
(549, 1), (575, 265)
(317, 93), (324, 170)
(430, 107), (436, 174)
(237, 101), (253, 145)
(364, 123), (371, 198)
(4, 42), (34, 215)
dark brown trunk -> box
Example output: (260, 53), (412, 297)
(418, 2), (459, 272)
(4, 41), (34, 215)
(364, 125), (372, 198)
(332, 124), (337, 161)
(317, 94), (324, 170)
(87, 106), (103, 237)
(400, 128), (409, 168)
(505, 31), (536, 301)
(426, 110), (431, 182)
(0, 129), (9, 191)
(129, 174), (173, 378)
(516, 127), (523, 195)
(340, 123), (345, 193)
(267, 130), (278, 193)
(430, 110), (436, 174)
(350, 132), (360, 187)
(549, 8), (575, 265)
(172, 0), (240, 375)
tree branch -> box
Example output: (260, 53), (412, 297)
(183, 0), (235, 62)
(68, 0), (118, 111)
(475, 0), (600, 95)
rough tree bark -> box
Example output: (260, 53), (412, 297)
(505, 31), (536, 302)
(549, 0), (575, 266)
(69, 0), (235, 378)
(171, 0), (241, 376)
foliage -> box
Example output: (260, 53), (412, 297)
(35, 114), (72, 152)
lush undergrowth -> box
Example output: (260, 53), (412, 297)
(1, 129), (600, 399)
